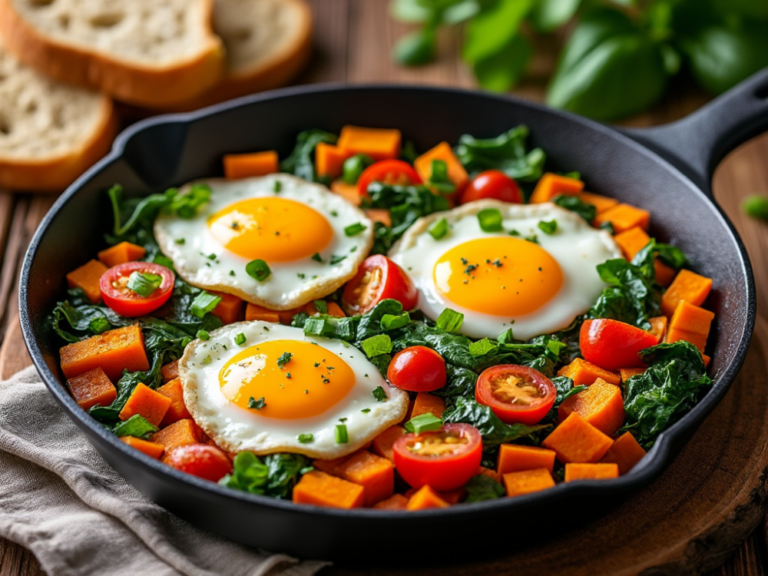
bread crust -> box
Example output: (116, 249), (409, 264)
(0, 96), (117, 192)
(0, 0), (225, 107)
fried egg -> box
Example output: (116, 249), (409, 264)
(389, 200), (622, 340)
(155, 175), (374, 310)
(180, 321), (409, 458)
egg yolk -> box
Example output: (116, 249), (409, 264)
(208, 197), (333, 262)
(433, 237), (563, 317)
(218, 340), (356, 419)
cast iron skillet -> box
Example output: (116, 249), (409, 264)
(19, 71), (768, 561)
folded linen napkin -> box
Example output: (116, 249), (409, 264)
(0, 366), (328, 576)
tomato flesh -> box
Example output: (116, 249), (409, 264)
(357, 160), (422, 196)
(387, 346), (446, 392)
(393, 423), (482, 491)
(166, 444), (233, 482)
(475, 365), (556, 425)
(342, 254), (418, 315)
(100, 261), (175, 317)
(580, 318), (660, 370)
(460, 170), (522, 204)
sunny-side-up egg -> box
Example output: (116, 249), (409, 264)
(154, 174), (374, 309)
(180, 321), (409, 458)
(389, 200), (622, 340)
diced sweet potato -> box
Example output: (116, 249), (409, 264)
(337, 126), (401, 161)
(245, 303), (280, 323)
(542, 413), (614, 463)
(157, 378), (192, 427)
(312, 453), (354, 475)
(66, 367), (116, 410)
(334, 451), (394, 506)
(66, 259), (108, 303)
(406, 485), (449, 510)
(161, 359), (179, 383)
(60, 324), (149, 381)
(292, 471), (365, 509)
(414, 142), (469, 195)
(649, 316), (668, 341)
(655, 260), (676, 287)
(150, 419), (200, 451)
(477, 466), (500, 482)
(118, 383), (172, 426)
(614, 226), (650, 260)
(669, 300), (714, 336)
(619, 367), (645, 382)
(577, 191), (618, 214)
(372, 425), (405, 462)
(557, 358), (620, 386)
(530, 173), (584, 203)
(97, 241), (146, 268)
(594, 204), (650, 233)
(330, 180), (361, 206)
(564, 462), (619, 481)
(601, 432), (647, 474)
(497, 444), (556, 475)
(210, 291), (245, 325)
(223, 151), (279, 179)
(373, 494), (409, 510)
(438, 487), (466, 505)
(558, 378), (625, 435)
(666, 327), (708, 353)
(365, 209), (392, 227)
(410, 392), (446, 419)
(121, 436), (165, 459)
(661, 269), (713, 317)
(315, 143), (350, 179)
(503, 468), (555, 497)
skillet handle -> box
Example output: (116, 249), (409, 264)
(620, 68), (768, 193)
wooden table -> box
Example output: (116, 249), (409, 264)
(2, 1), (768, 574)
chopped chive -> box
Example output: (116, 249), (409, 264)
(174, 238), (185, 245)
(335, 424), (348, 444)
(344, 222), (367, 237)
(246, 259), (271, 281)
(405, 412), (444, 434)
(273, 180), (282, 193)
(229, 270), (236, 276)
(196, 329), (210, 341)
(298, 433), (314, 443)
(537, 219), (558, 235)
(297, 273), (306, 279)
(234, 333), (246, 346)
(361, 408), (371, 413)
(428, 217), (449, 240)
(373, 386), (387, 402)
(311, 253), (324, 263)
(427, 159), (456, 195)
(314, 300), (328, 314)
(477, 208), (503, 232)
(190, 291), (222, 319)
(330, 254), (346, 265)
(201, 355), (212, 365)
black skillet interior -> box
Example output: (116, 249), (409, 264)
(19, 77), (768, 561)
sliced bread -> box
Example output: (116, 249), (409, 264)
(0, 38), (116, 192)
(0, 0), (225, 107)
(159, 0), (312, 111)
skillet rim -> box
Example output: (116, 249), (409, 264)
(19, 83), (756, 521)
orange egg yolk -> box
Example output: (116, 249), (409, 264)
(218, 340), (356, 419)
(433, 237), (563, 316)
(208, 197), (333, 262)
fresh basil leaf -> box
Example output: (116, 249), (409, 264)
(588, 258), (660, 329)
(112, 415), (158, 439)
(468, 337), (497, 357)
(462, 0), (532, 64)
(455, 125), (545, 181)
(464, 474), (505, 503)
(436, 308), (464, 333)
(633, 238), (688, 270)
(553, 194), (597, 223)
(313, 300), (328, 314)
(381, 312), (411, 331)
(529, 0), (582, 32)
(394, 27), (437, 66)
(473, 33), (531, 92)
(361, 334), (393, 358)
(220, 452), (308, 499)
(126, 271), (163, 297)
(280, 129), (337, 183)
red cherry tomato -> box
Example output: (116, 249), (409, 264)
(460, 170), (522, 204)
(387, 346), (446, 392)
(357, 160), (422, 196)
(580, 318), (660, 371)
(342, 255), (418, 315)
(475, 365), (556, 425)
(393, 423), (483, 491)
(166, 444), (233, 482)
(100, 261), (175, 317)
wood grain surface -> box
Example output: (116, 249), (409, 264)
(2, 0), (768, 574)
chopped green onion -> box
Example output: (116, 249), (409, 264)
(344, 222), (367, 237)
(342, 154), (373, 184)
(373, 386), (387, 402)
(248, 396), (266, 410)
(509, 229), (520, 236)
(298, 433), (314, 443)
(126, 272), (163, 297)
(524, 234), (539, 244)
(174, 238), (186, 245)
(361, 408), (371, 414)
(335, 424), (348, 444)
(361, 334), (392, 358)
(201, 355), (212, 365)
(196, 329), (210, 341)
(477, 208), (503, 232)
(153, 254), (174, 269)
(428, 159), (456, 195)
(273, 180), (282, 193)
(436, 308), (464, 333)
(277, 352), (293, 368)
(234, 333), (246, 346)
(313, 300), (328, 314)
(303, 317), (335, 337)
(246, 259), (271, 281)
(428, 217), (449, 240)
(405, 412), (444, 434)
(190, 291), (222, 319)
(330, 254), (346, 265)
(380, 312), (410, 331)
(537, 220), (558, 235)
(311, 253), (324, 263)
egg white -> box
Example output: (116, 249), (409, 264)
(180, 321), (409, 459)
(389, 200), (622, 340)
(154, 175), (374, 310)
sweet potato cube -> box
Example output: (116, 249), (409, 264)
(60, 324), (150, 381)
(315, 143), (350, 179)
(558, 378), (625, 435)
(437, 487), (466, 505)
(293, 471), (365, 509)
(666, 327), (708, 353)
(157, 378), (192, 427)
(410, 392), (446, 419)
(330, 180), (362, 206)
(223, 151), (279, 179)
(655, 260), (676, 287)
(414, 142), (469, 194)
(649, 316), (668, 341)
(614, 226), (651, 260)
(372, 425), (405, 462)
(66, 259), (108, 303)
(118, 383), (172, 426)
(661, 269), (713, 317)
(121, 436), (165, 459)
(530, 173), (584, 203)
(245, 303), (280, 323)
(564, 462), (619, 482)
(557, 358), (620, 386)
(542, 413), (614, 463)
(210, 291), (245, 325)
(334, 451), (394, 506)
(161, 359), (179, 383)
(150, 419), (200, 451)
(337, 126), (401, 161)
(601, 432), (647, 475)
(312, 453), (353, 475)
(373, 494), (409, 510)
(503, 468), (555, 498)
(577, 191), (618, 214)
(66, 367), (116, 410)
(669, 301), (714, 336)
(406, 485), (449, 510)
(365, 208), (392, 227)
(97, 242), (146, 268)
(497, 444), (556, 475)
(619, 367), (645, 382)
(594, 203), (650, 233)
(477, 466), (500, 482)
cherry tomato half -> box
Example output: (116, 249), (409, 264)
(579, 318), (660, 371)
(393, 423), (483, 491)
(387, 346), (447, 392)
(460, 170), (522, 205)
(100, 261), (175, 317)
(475, 365), (556, 425)
(166, 444), (233, 482)
(357, 160), (422, 196)
(342, 254), (418, 315)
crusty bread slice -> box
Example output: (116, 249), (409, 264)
(0, 0), (225, 107)
(158, 0), (312, 111)
(0, 38), (116, 192)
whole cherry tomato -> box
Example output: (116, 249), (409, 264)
(460, 170), (522, 204)
(387, 346), (446, 392)
(393, 423), (483, 491)
(342, 255), (418, 315)
(475, 365), (556, 425)
(357, 160), (422, 196)
(100, 261), (174, 317)
(165, 444), (233, 482)
(580, 318), (660, 371)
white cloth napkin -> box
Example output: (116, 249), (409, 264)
(0, 366), (328, 576)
